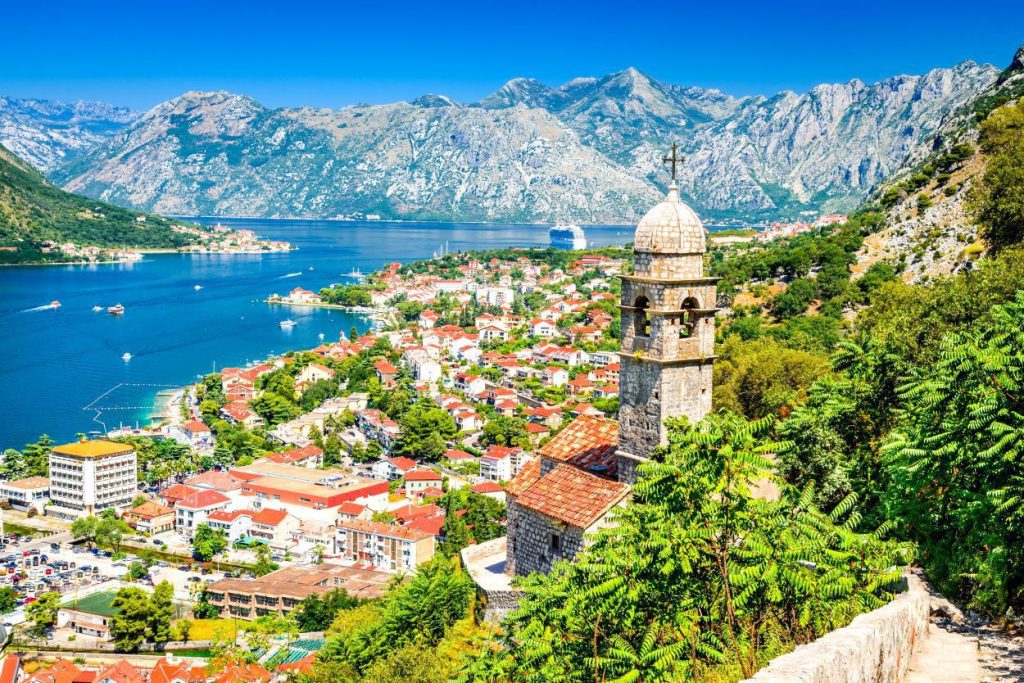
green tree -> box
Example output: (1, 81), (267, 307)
(192, 523), (227, 562)
(320, 556), (474, 673)
(479, 415), (529, 449)
(972, 101), (1024, 250)
(96, 514), (131, 553)
(362, 644), (452, 683)
(251, 392), (300, 425)
(438, 496), (470, 557)
(70, 515), (99, 547)
(395, 401), (457, 461)
(0, 587), (17, 614)
(770, 277), (818, 319)
(25, 591), (61, 637)
(149, 580), (175, 647)
(252, 543), (279, 577)
(127, 561), (149, 581)
(110, 586), (153, 652)
(193, 587), (220, 619)
(295, 589), (359, 632)
(883, 291), (1024, 616)
(176, 618), (193, 644)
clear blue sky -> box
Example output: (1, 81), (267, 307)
(3, 0), (1021, 110)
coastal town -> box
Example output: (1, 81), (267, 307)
(22, 222), (292, 265)
(0, 237), (639, 680)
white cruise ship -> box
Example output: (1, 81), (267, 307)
(549, 223), (587, 250)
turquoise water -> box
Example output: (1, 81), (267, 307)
(0, 218), (641, 450)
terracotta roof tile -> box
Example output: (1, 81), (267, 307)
(514, 464), (629, 529)
(506, 458), (541, 497)
(537, 415), (619, 476)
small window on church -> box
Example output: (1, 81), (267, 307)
(550, 533), (561, 552)
(634, 295), (651, 338)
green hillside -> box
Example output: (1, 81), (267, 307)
(0, 143), (191, 264)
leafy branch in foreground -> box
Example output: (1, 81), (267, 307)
(462, 412), (909, 683)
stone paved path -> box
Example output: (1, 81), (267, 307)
(907, 614), (1024, 682)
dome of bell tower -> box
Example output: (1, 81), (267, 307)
(633, 184), (705, 256)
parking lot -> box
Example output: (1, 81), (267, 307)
(0, 531), (232, 628)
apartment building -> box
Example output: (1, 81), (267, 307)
(204, 565), (391, 618)
(335, 519), (434, 572)
(48, 441), (137, 517)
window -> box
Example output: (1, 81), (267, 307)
(634, 295), (651, 337)
(550, 533), (561, 552)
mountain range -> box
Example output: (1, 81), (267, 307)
(0, 97), (138, 172)
(0, 60), (1003, 223)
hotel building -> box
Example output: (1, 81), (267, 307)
(48, 440), (137, 517)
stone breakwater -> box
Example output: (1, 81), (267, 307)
(742, 571), (929, 683)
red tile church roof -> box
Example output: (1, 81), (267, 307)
(513, 464), (628, 529)
(537, 415), (619, 476)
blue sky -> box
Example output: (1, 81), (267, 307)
(3, 0), (1021, 110)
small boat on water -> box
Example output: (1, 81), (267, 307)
(194, 285), (203, 291)
(279, 319), (296, 329)
(108, 304), (125, 315)
(49, 301), (61, 309)
(121, 352), (132, 361)
(92, 305), (104, 312)
(308, 266), (315, 271)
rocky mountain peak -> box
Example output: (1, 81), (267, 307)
(410, 94), (460, 108)
(476, 77), (556, 109)
(998, 44), (1024, 83)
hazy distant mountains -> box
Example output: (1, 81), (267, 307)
(0, 97), (138, 172)
(0, 60), (1001, 223)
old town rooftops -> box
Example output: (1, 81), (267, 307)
(513, 464), (629, 529)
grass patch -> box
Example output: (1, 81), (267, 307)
(183, 618), (244, 641)
(4, 523), (46, 537)
(63, 591), (119, 617)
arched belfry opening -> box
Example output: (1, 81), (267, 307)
(680, 297), (699, 338)
(634, 295), (651, 337)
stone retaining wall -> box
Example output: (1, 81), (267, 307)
(742, 572), (929, 683)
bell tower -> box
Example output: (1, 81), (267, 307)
(616, 145), (718, 484)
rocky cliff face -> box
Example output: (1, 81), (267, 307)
(0, 97), (138, 172)
(854, 48), (1024, 284)
(40, 59), (1001, 222)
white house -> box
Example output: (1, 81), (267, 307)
(175, 490), (231, 538)
(530, 319), (559, 338)
(373, 456), (418, 481)
(206, 509), (253, 543)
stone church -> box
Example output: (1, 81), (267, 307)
(503, 167), (718, 576)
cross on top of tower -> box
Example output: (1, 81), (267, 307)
(662, 143), (683, 181)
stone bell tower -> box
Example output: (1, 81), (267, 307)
(616, 145), (718, 484)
